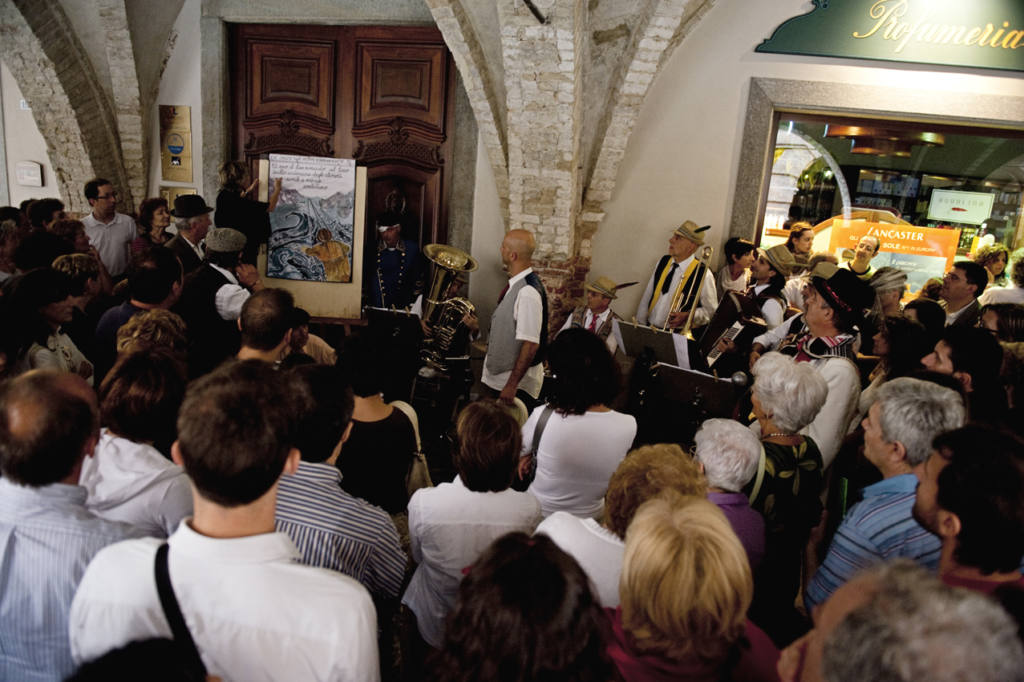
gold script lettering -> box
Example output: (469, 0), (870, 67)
(852, 0), (906, 39)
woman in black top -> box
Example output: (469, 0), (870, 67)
(214, 161), (281, 265)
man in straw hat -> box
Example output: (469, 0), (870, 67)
(558, 275), (636, 354)
(635, 221), (719, 330)
(747, 244), (796, 330)
(750, 268), (874, 468)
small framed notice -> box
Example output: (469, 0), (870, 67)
(927, 190), (995, 226)
(15, 161), (43, 187)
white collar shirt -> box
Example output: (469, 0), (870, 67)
(402, 477), (541, 647)
(180, 232), (204, 260)
(208, 263), (251, 321)
(636, 253), (718, 329)
(481, 267), (545, 398)
(557, 307), (620, 355)
(82, 212), (137, 277)
(70, 521), (380, 682)
(78, 429), (193, 538)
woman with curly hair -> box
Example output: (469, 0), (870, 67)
(131, 197), (171, 254)
(521, 327), (637, 518)
(974, 242), (1011, 289)
(427, 532), (614, 682)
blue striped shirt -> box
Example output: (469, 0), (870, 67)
(275, 461), (406, 599)
(805, 473), (940, 611)
(0, 478), (141, 682)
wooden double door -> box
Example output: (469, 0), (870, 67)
(230, 23), (457, 262)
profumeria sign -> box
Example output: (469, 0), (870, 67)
(757, 0), (1024, 73)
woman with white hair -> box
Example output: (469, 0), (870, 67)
(693, 418), (765, 569)
(744, 351), (828, 644)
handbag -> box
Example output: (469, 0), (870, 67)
(390, 400), (433, 496)
(512, 405), (553, 492)
(154, 543), (207, 680)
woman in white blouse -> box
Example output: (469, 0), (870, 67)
(9, 268), (94, 384)
(521, 328), (637, 518)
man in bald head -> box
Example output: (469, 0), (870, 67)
(482, 229), (549, 408)
(0, 371), (141, 681)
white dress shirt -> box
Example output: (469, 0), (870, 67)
(481, 268), (545, 398)
(636, 253), (718, 328)
(402, 477), (541, 648)
(70, 522), (379, 682)
(557, 307), (622, 354)
(82, 212), (136, 277)
(78, 429), (193, 538)
(534, 512), (624, 607)
(751, 282), (785, 330)
(979, 285), (1024, 306)
(208, 263), (251, 321)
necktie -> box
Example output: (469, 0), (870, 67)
(661, 263), (678, 295)
(588, 312), (599, 332)
(497, 283), (509, 304)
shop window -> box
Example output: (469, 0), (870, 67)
(760, 114), (1024, 257)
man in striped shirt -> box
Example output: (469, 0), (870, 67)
(275, 364), (406, 599)
(804, 378), (966, 611)
(0, 371), (141, 682)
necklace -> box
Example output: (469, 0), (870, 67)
(763, 432), (794, 439)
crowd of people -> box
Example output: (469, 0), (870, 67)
(1, 180), (1024, 682)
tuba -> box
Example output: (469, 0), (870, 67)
(421, 244), (478, 372)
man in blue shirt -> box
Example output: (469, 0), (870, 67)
(804, 377), (966, 611)
(275, 364), (406, 599)
(0, 371), (140, 681)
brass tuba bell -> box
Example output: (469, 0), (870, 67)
(422, 244), (478, 326)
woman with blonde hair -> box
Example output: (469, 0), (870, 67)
(608, 493), (778, 681)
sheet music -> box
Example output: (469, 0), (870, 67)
(671, 334), (691, 370)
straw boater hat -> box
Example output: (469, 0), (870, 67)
(761, 244), (796, 278)
(585, 276), (638, 300)
(673, 220), (711, 245)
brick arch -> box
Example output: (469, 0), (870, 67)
(1, 0), (133, 214)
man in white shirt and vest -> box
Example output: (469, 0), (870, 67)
(69, 360), (380, 682)
(81, 178), (137, 278)
(482, 229), (548, 407)
(558, 275), (635, 355)
(635, 220), (718, 331)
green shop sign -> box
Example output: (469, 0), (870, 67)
(757, 0), (1024, 73)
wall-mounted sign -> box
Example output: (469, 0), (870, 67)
(159, 105), (193, 183)
(829, 219), (961, 294)
(757, 0), (1024, 73)
(926, 189), (995, 225)
(15, 161), (42, 187)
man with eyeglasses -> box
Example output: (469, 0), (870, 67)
(82, 178), (136, 278)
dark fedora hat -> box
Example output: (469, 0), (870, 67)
(811, 268), (874, 325)
(169, 194), (213, 219)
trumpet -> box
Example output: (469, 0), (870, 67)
(663, 244), (714, 337)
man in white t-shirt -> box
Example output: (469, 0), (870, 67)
(81, 178), (136, 278)
(70, 360), (380, 682)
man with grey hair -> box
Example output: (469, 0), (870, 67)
(823, 561), (1024, 682)
(694, 418), (765, 569)
(779, 559), (1024, 682)
(175, 227), (263, 376)
(165, 194), (213, 275)
(804, 377), (967, 610)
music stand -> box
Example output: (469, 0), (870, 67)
(363, 306), (424, 401)
(619, 321), (684, 367)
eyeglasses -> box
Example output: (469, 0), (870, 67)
(97, 191), (118, 200)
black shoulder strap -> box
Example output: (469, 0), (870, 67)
(154, 543), (208, 679)
(530, 405), (554, 456)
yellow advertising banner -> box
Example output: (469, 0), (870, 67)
(829, 219), (961, 294)
(159, 105), (193, 183)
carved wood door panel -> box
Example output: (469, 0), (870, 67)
(230, 24), (455, 257)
